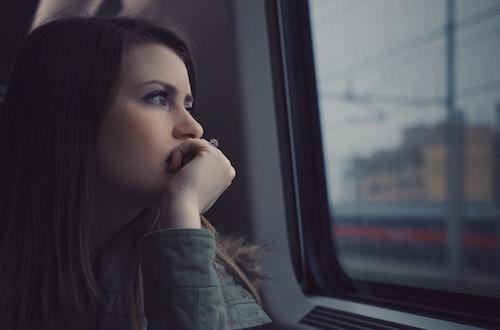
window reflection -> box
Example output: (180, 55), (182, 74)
(309, 0), (500, 296)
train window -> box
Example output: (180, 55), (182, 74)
(310, 0), (500, 298)
(269, 0), (500, 327)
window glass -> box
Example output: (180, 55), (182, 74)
(309, 0), (500, 296)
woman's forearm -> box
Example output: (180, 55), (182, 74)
(140, 228), (229, 329)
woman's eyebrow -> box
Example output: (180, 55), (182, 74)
(136, 79), (193, 102)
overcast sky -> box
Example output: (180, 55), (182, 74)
(308, 0), (500, 204)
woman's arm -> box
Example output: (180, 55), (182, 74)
(140, 228), (228, 329)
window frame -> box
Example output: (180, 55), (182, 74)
(265, 0), (500, 328)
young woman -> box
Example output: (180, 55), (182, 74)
(0, 16), (272, 330)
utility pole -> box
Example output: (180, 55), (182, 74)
(496, 103), (500, 206)
(495, 102), (500, 278)
(446, 0), (464, 285)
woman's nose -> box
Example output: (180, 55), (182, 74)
(173, 108), (204, 139)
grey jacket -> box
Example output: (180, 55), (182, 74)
(96, 219), (272, 329)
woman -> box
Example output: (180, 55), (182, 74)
(0, 16), (272, 330)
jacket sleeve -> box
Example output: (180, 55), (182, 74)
(139, 228), (229, 329)
(217, 263), (272, 329)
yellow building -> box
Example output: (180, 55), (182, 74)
(354, 123), (496, 204)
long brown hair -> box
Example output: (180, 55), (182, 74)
(0, 16), (269, 330)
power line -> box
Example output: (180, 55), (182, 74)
(361, 25), (500, 91)
(321, 80), (500, 107)
(319, 3), (500, 84)
(456, 80), (500, 100)
(321, 91), (444, 107)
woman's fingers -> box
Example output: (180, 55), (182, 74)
(177, 138), (214, 155)
(168, 149), (181, 171)
(169, 138), (217, 171)
(160, 137), (236, 223)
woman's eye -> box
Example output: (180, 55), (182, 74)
(144, 91), (171, 107)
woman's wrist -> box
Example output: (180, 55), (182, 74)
(159, 197), (201, 229)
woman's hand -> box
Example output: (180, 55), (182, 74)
(158, 138), (236, 229)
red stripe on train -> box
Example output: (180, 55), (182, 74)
(463, 233), (498, 249)
(333, 225), (498, 249)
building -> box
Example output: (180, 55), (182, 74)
(352, 121), (496, 204)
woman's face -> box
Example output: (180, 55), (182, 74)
(96, 43), (204, 208)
